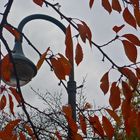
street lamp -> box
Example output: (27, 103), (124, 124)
(2, 14), (76, 121)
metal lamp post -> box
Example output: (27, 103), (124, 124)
(2, 14), (76, 122)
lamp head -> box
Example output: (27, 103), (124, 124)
(1, 42), (37, 87)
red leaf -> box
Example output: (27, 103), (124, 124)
(122, 34), (140, 46)
(112, 24), (125, 33)
(102, 116), (114, 140)
(65, 25), (73, 62)
(9, 87), (22, 104)
(19, 132), (26, 140)
(119, 67), (138, 89)
(123, 7), (137, 29)
(100, 72), (109, 94)
(102, 0), (112, 14)
(55, 131), (62, 140)
(130, 0), (139, 9)
(8, 94), (14, 115)
(134, 8), (140, 27)
(122, 81), (133, 102)
(36, 47), (50, 70)
(4, 25), (20, 41)
(33, 0), (44, 6)
(79, 113), (87, 135)
(72, 133), (83, 140)
(109, 82), (121, 110)
(62, 105), (72, 117)
(122, 40), (137, 63)
(89, 115), (104, 137)
(0, 95), (6, 110)
(112, 0), (122, 13)
(89, 0), (94, 8)
(136, 67), (140, 79)
(75, 43), (83, 66)
(105, 109), (120, 125)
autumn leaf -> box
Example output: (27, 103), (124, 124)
(72, 133), (83, 140)
(0, 95), (6, 110)
(79, 113), (87, 135)
(109, 82), (121, 110)
(19, 132), (26, 140)
(136, 67), (140, 79)
(36, 47), (50, 70)
(122, 34), (140, 46)
(112, 24), (125, 33)
(8, 94), (14, 115)
(120, 67), (138, 89)
(123, 7), (137, 29)
(112, 0), (122, 13)
(4, 25), (20, 41)
(122, 81), (133, 102)
(62, 105), (72, 117)
(55, 131), (62, 140)
(33, 0), (44, 7)
(134, 8), (140, 27)
(75, 43), (83, 66)
(105, 109), (120, 125)
(122, 40), (137, 63)
(131, 0), (139, 9)
(9, 87), (22, 104)
(100, 71), (109, 94)
(89, 0), (94, 8)
(65, 25), (73, 62)
(102, 116), (114, 140)
(89, 115), (104, 137)
(102, 0), (112, 14)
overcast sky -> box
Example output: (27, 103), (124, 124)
(1, 0), (140, 110)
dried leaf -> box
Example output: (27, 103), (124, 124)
(112, 0), (122, 13)
(112, 24), (125, 33)
(36, 47), (50, 70)
(8, 94), (14, 116)
(119, 67), (138, 89)
(33, 0), (44, 6)
(109, 82), (121, 110)
(100, 72), (109, 94)
(122, 40), (137, 63)
(75, 43), (83, 66)
(123, 7), (137, 29)
(102, 0), (112, 14)
(89, 0), (94, 8)
(65, 25), (73, 62)
(79, 113), (87, 135)
(102, 116), (114, 140)
(122, 34), (140, 46)
(0, 95), (6, 110)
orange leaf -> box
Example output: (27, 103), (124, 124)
(134, 8), (140, 27)
(119, 67), (138, 89)
(102, 0), (112, 14)
(112, 24), (125, 33)
(65, 25), (73, 62)
(50, 57), (66, 80)
(36, 47), (50, 70)
(19, 132), (26, 140)
(55, 131), (62, 140)
(5, 119), (21, 136)
(8, 94), (14, 116)
(105, 109), (120, 125)
(4, 25), (20, 41)
(75, 43), (83, 66)
(100, 72), (109, 94)
(122, 40), (137, 63)
(0, 95), (6, 110)
(58, 53), (72, 76)
(33, 0), (44, 6)
(123, 7), (137, 29)
(122, 81), (133, 102)
(1, 55), (13, 82)
(89, 0), (94, 8)
(24, 124), (35, 140)
(112, 0), (122, 13)
(109, 82), (121, 110)
(122, 34), (140, 46)
(89, 115), (104, 137)
(9, 87), (22, 104)
(102, 116), (114, 140)
(79, 113), (87, 135)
